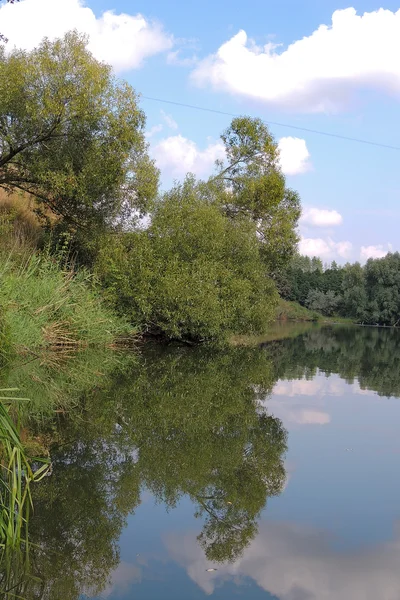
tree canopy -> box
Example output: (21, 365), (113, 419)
(211, 117), (301, 272)
(96, 116), (301, 342)
(0, 31), (158, 228)
(96, 175), (280, 342)
(278, 252), (400, 326)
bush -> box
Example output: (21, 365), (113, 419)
(305, 289), (342, 317)
(96, 179), (279, 343)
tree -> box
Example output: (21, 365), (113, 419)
(0, 31), (158, 229)
(96, 175), (278, 342)
(364, 253), (400, 325)
(341, 262), (367, 321)
(305, 289), (341, 316)
(211, 117), (301, 274)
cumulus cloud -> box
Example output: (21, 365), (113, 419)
(151, 135), (225, 178)
(299, 237), (352, 260)
(166, 519), (400, 599)
(191, 8), (400, 112)
(277, 137), (311, 175)
(360, 244), (392, 261)
(301, 207), (343, 227)
(152, 133), (311, 179)
(0, 0), (173, 72)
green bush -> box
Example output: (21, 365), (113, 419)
(96, 179), (279, 343)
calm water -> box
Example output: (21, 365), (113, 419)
(5, 324), (400, 599)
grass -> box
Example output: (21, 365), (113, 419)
(0, 251), (134, 358)
(275, 299), (321, 322)
(0, 191), (136, 361)
(275, 299), (354, 325)
(0, 390), (50, 550)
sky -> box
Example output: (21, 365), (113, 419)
(1, 0), (400, 263)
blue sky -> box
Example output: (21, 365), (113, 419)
(2, 0), (400, 263)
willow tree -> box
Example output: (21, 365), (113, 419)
(0, 31), (158, 229)
(211, 116), (301, 273)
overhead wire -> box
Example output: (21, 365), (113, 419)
(141, 95), (400, 151)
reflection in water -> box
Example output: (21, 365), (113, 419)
(2, 325), (400, 598)
(166, 519), (400, 599)
(19, 345), (287, 598)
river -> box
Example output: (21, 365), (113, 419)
(2, 324), (400, 599)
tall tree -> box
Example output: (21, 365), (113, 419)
(0, 31), (158, 229)
(211, 117), (301, 273)
(96, 175), (278, 342)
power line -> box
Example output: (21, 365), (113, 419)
(142, 95), (400, 152)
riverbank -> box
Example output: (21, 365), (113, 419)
(275, 299), (354, 325)
(0, 250), (134, 361)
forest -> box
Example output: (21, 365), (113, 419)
(277, 253), (400, 326)
(0, 30), (301, 352)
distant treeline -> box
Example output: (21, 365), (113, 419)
(277, 253), (400, 326)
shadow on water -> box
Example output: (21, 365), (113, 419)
(1, 324), (400, 597)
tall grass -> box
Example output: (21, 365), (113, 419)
(0, 389), (50, 598)
(0, 251), (133, 357)
(0, 390), (50, 550)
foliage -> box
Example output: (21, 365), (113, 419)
(211, 117), (301, 273)
(305, 289), (342, 316)
(279, 252), (400, 325)
(0, 31), (158, 232)
(0, 390), (49, 552)
(0, 249), (132, 356)
(96, 176), (279, 343)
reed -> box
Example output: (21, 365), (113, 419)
(0, 390), (50, 550)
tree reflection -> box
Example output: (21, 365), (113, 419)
(266, 325), (400, 398)
(5, 345), (287, 598)
(6, 324), (398, 597)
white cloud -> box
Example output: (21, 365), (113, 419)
(166, 519), (400, 600)
(191, 8), (400, 112)
(145, 124), (164, 139)
(299, 237), (352, 260)
(102, 562), (142, 597)
(151, 135), (225, 178)
(301, 207), (343, 227)
(360, 244), (391, 261)
(277, 137), (311, 175)
(0, 0), (172, 72)
(153, 133), (311, 179)
(161, 110), (178, 130)
(167, 50), (198, 67)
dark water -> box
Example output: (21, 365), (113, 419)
(6, 325), (400, 599)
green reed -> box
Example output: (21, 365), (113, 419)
(0, 390), (50, 550)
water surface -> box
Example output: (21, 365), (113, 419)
(5, 325), (400, 599)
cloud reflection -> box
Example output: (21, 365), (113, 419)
(165, 520), (400, 599)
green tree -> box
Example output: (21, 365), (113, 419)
(0, 31), (158, 230)
(364, 253), (400, 325)
(96, 175), (278, 342)
(306, 289), (342, 316)
(341, 262), (367, 321)
(211, 117), (301, 273)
